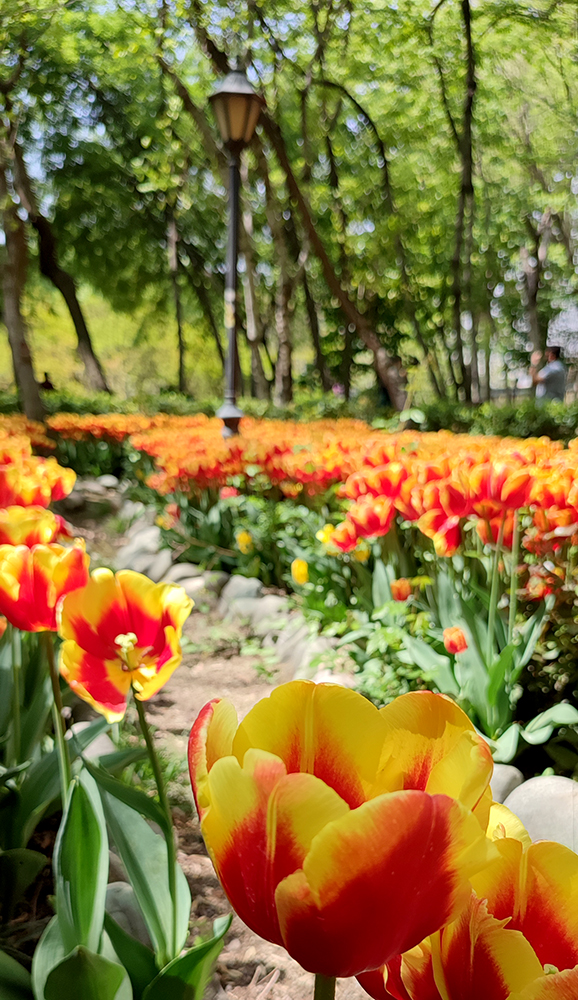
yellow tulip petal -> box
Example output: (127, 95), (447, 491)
(188, 697), (238, 813)
(486, 803), (532, 848)
(509, 967), (578, 1000)
(232, 680), (388, 807)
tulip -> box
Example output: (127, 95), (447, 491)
(391, 578), (412, 602)
(0, 505), (67, 547)
(359, 827), (578, 1000)
(291, 558), (309, 585)
(0, 541), (89, 631)
(352, 539), (371, 562)
(189, 682), (496, 980)
(443, 627), (468, 654)
(58, 568), (193, 722)
(331, 519), (359, 552)
(236, 529), (253, 554)
(416, 510), (461, 557)
(0, 616), (6, 638)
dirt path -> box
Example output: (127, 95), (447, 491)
(148, 611), (367, 1000)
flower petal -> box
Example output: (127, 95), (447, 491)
(275, 791), (497, 978)
(188, 697), (238, 814)
(200, 749), (349, 946)
(232, 681), (388, 807)
(59, 646), (131, 723)
(376, 692), (493, 810)
(509, 968), (578, 999)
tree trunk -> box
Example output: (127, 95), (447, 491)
(240, 160), (271, 399)
(302, 271), (333, 391)
(274, 277), (293, 405)
(0, 167), (44, 420)
(167, 216), (186, 393)
(12, 144), (110, 393)
(180, 242), (225, 372)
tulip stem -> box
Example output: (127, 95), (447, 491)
(314, 975), (336, 1000)
(486, 515), (505, 669)
(42, 632), (72, 797)
(507, 510), (520, 650)
(134, 693), (178, 960)
(10, 625), (21, 767)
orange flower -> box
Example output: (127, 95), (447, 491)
(391, 578), (412, 602)
(443, 627), (468, 654)
(0, 615), (6, 638)
(0, 541), (89, 631)
(331, 520), (359, 552)
(58, 568), (193, 722)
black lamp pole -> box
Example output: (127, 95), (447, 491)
(209, 68), (265, 438)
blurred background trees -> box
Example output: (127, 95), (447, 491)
(0, 0), (577, 414)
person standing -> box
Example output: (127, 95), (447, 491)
(530, 346), (566, 404)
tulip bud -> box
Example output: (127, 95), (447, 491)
(291, 558), (309, 585)
(443, 627), (468, 654)
(391, 578), (412, 601)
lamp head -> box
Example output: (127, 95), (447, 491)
(209, 68), (266, 153)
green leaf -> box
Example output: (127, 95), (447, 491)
(519, 704), (578, 746)
(81, 756), (168, 838)
(53, 771), (108, 954)
(0, 848), (47, 918)
(44, 947), (132, 1000)
(103, 911), (158, 1000)
(12, 717), (109, 848)
(143, 916), (232, 1000)
(487, 644), (514, 707)
(492, 724), (521, 763)
(20, 676), (52, 763)
(101, 793), (191, 968)
(31, 916), (67, 1000)
(0, 949), (33, 1000)
(371, 559), (391, 609)
(399, 634), (459, 697)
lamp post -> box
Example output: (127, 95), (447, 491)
(209, 68), (265, 437)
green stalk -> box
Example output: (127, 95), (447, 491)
(507, 510), (521, 648)
(10, 625), (21, 767)
(486, 515), (506, 668)
(135, 693), (178, 960)
(314, 975), (336, 1000)
(42, 632), (72, 796)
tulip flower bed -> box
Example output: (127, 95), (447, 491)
(0, 413), (577, 1000)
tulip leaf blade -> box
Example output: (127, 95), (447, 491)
(103, 911), (159, 1000)
(53, 770), (109, 955)
(371, 558), (391, 609)
(44, 947), (132, 1000)
(142, 915), (232, 1000)
(80, 755), (169, 839)
(31, 915), (67, 1000)
(101, 792), (191, 969)
(0, 948), (33, 1000)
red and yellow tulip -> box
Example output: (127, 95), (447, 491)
(58, 568), (193, 722)
(358, 815), (578, 1000)
(189, 683), (496, 979)
(0, 505), (69, 547)
(443, 628), (468, 655)
(0, 540), (89, 631)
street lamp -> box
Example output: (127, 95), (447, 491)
(209, 67), (265, 437)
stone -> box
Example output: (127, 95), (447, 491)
(69, 720), (115, 759)
(105, 883), (152, 947)
(203, 570), (229, 595)
(218, 575), (263, 613)
(163, 562), (203, 584)
(121, 500), (146, 523)
(490, 764), (524, 804)
(313, 667), (357, 688)
(503, 775), (578, 851)
(108, 851), (127, 883)
(97, 474), (120, 488)
(292, 636), (334, 680)
(126, 515), (156, 540)
(80, 478), (109, 496)
(250, 594), (290, 627)
(224, 597), (264, 622)
(115, 525), (162, 569)
(180, 576), (207, 598)
(60, 490), (84, 512)
(147, 548), (173, 582)
(125, 552), (157, 575)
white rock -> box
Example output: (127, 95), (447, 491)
(202, 570), (229, 595)
(180, 577), (207, 598)
(503, 775), (578, 851)
(218, 575), (263, 613)
(147, 549), (173, 582)
(124, 552), (157, 575)
(69, 720), (115, 759)
(250, 594), (290, 626)
(224, 597), (264, 621)
(97, 474), (120, 488)
(163, 562), (203, 584)
(491, 764), (524, 804)
(121, 501), (146, 523)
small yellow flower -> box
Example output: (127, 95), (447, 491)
(236, 530), (253, 555)
(352, 539), (371, 562)
(316, 524), (336, 546)
(291, 558), (309, 585)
